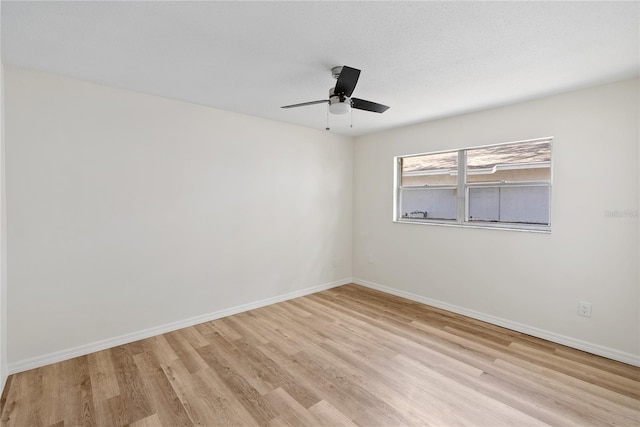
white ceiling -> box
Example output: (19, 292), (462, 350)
(2, 1), (639, 136)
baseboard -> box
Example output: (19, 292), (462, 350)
(353, 277), (640, 367)
(8, 277), (352, 374)
(11, 276), (638, 373)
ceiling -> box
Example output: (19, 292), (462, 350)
(2, 1), (639, 136)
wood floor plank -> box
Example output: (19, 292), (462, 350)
(241, 306), (320, 352)
(310, 339), (448, 426)
(1, 284), (638, 426)
(208, 318), (243, 341)
(110, 346), (153, 425)
(195, 344), (279, 425)
(62, 356), (96, 427)
(317, 333), (494, 426)
(394, 353), (550, 426)
(291, 349), (417, 426)
(105, 394), (128, 427)
(163, 331), (209, 374)
(256, 341), (389, 426)
(489, 358), (640, 423)
(195, 367), (260, 427)
(161, 358), (256, 426)
(264, 387), (320, 427)
(143, 335), (179, 366)
(5, 370), (33, 427)
(88, 350), (120, 402)
(132, 350), (194, 427)
(507, 341), (640, 398)
(161, 358), (219, 426)
(24, 368), (46, 427)
(231, 339), (321, 409)
(223, 315), (271, 346)
(39, 367), (66, 427)
(308, 400), (357, 427)
(92, 398), (118, 427)
(128, 413), (162, 427)
(553, 346), (640, 381)
(202, 328), (275, 395)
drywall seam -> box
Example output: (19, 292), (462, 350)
(8, 277), (353, 374)
(354, 277), (640, 367)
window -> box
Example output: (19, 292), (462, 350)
(394, 138), (552, 231)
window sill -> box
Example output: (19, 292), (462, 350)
(394, 218), (551, 233)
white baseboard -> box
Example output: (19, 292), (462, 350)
(353, 277), (640, 367)
(8, 278), (352, 374)
(10, 276), (638, 374)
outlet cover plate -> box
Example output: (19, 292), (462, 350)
(578, 301), (592, 317)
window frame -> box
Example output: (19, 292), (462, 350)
(393, 137), (553, 233)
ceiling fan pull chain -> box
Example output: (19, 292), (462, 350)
(325, 104), (330, 131)
(350, 104), (353, 128)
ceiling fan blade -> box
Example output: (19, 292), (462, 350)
(281, 100), (328, 109)
(334, 66), (361, 97)
(351, 98), (390, 113)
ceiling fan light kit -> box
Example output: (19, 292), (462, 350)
(329, 93), (350, 115)
(281, 65), (389, 127)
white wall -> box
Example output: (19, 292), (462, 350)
(3, 66), (638, 372)
(5, 66), (353, 369)
(353, 79), (639, 364)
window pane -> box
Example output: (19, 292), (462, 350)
(400, 188), (457, 220)
(466, 140), (551, 183)
(468, 187), (500, 221)
(468, 185), (550, 225)
(401, 151), (458, 186)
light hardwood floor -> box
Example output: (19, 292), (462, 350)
(1, 284), (639, 426)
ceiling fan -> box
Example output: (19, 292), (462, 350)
(281, 65), (390, 115)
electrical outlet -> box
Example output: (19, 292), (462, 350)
(578, 301), (592, 317)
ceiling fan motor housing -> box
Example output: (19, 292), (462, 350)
(331, 66), (344, 80)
